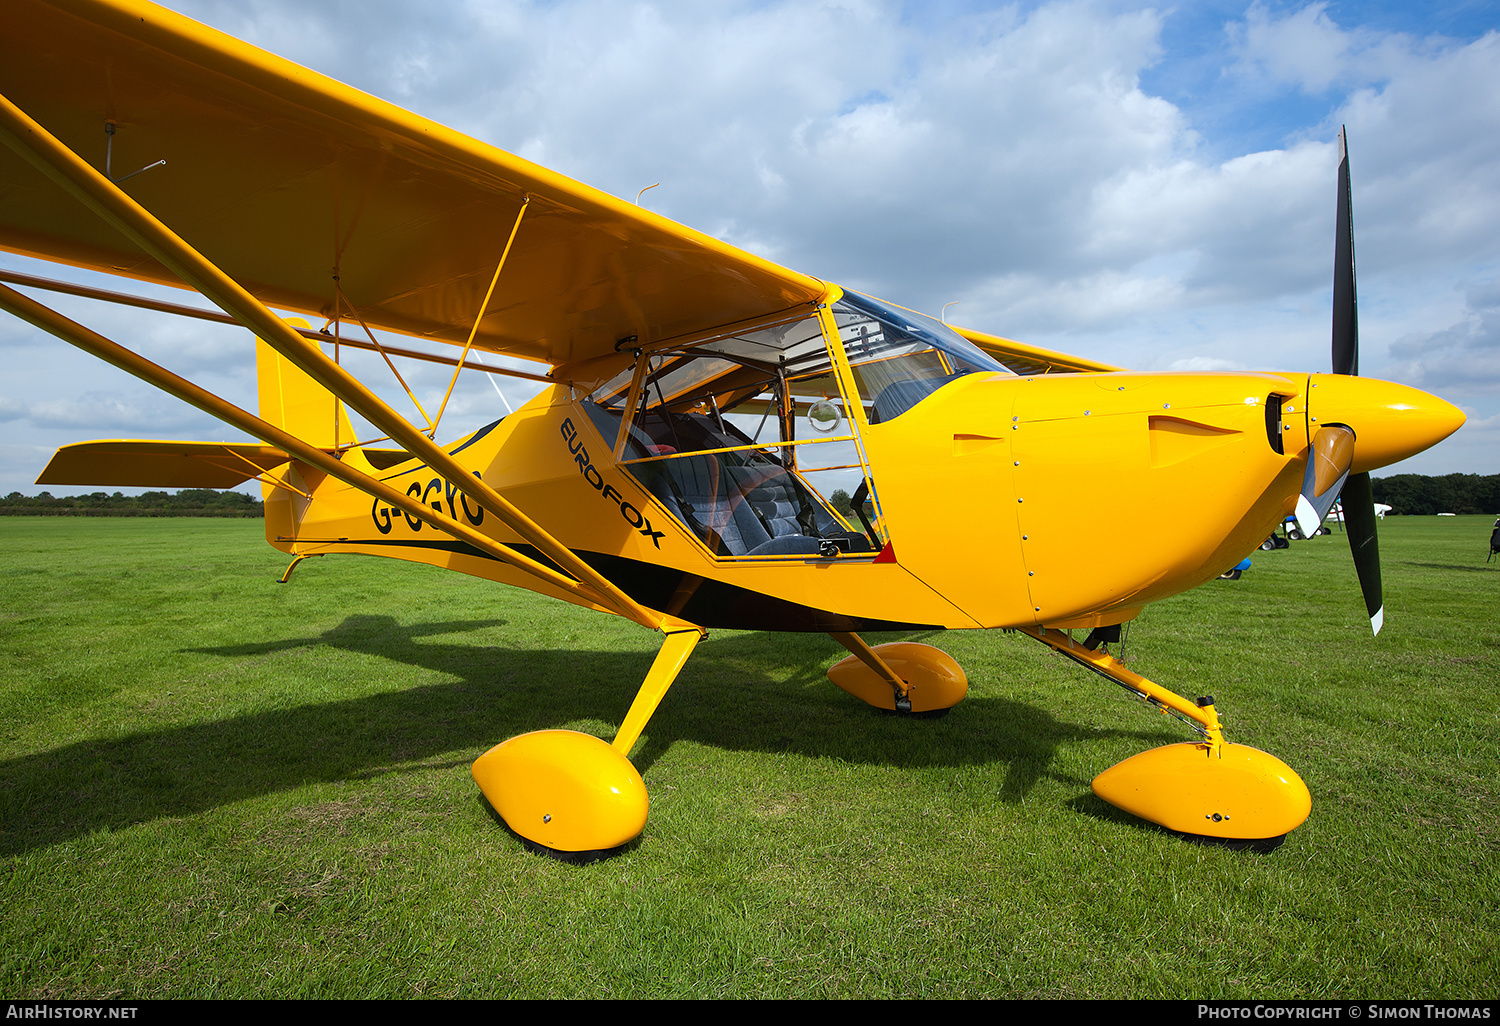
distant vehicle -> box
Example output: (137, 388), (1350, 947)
(1218, 558), (1252, 580)
(1285, 515), (1329, 541)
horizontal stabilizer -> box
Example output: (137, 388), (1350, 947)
(37, 440), (289, 488)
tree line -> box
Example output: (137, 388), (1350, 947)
(1, 474), (1492, 520)
(1371, 474), (1500, 517)
(1, 489), (263, 517)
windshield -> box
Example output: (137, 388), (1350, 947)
(832, 292), (1011, 423)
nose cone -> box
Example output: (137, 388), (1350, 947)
(1306, 374), (1466, 473)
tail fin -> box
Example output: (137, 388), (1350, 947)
(34, 322), (329, 490)
(257, 319), (355, 549)
(256, 318), (355, 448)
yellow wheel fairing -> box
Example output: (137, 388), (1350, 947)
(1091, 741), (1312, 841)
(827, 642), (968, 713)
(472, 730), (649, 853)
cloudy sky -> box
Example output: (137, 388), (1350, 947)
(3, 0), (1497, 497)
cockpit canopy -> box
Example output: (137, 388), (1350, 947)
(583, 291), (1009, 558)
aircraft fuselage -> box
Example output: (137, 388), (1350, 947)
(262, 295), (1461, 636)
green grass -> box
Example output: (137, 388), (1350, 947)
(1, 516), (1496, 998)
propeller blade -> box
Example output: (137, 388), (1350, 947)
(1341, 471), (1383, 634)
(1325, 129), (1383, 634)
(1332, 126), (1359, 376)
(1294, 424), (1354, 538)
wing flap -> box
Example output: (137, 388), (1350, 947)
(0, 0), (825, 367)
(37, 439), (290, 488)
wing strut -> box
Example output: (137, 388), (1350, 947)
(433, 195), (530, 435)
(0, 267), (556, 386)
(0, 87), (668, 632)
(0, 280), (603, 609)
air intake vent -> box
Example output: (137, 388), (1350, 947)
(1265, 394), (1285, 454)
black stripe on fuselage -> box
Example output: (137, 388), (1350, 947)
(372, 417), (507, 482)
(310, 537), (937, 633)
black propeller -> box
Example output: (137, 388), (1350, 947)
(1301, 127), (1384, 634)
(1285, 130), (1467, 631)
(1332, 127), (1358, 378)
(1295, 128), (1360, 536)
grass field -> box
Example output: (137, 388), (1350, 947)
(1, 515), (1496, 999)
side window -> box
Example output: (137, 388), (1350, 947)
(583, 315), (873, 558)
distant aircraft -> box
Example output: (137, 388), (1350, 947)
(0, 0), (1463, 855)
(1324, 501), (1392, 524)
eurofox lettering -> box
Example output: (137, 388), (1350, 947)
(561, 417), (665, 548)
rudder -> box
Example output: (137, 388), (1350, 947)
(256, 318), (355, 448)
(256, 319), (354, 549)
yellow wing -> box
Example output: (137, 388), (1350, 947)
(0, 0), (825, 368)
(951, 326), (1123, 375)
(37, 440), (289, 488)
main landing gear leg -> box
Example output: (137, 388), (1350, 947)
(826, 632), (968, 715)
(471, 625), (704, 859)
(1019, 626), (1311, 844)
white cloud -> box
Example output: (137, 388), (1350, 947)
(1229, 2), (1364, 94)
(0, 443), (57, 491)
(1168, 355), (1248, 372)
(1386, 277), (1500, 395)
(16, 394), (206, 432)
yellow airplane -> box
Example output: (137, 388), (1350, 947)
(0, 0), (1465, 857)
